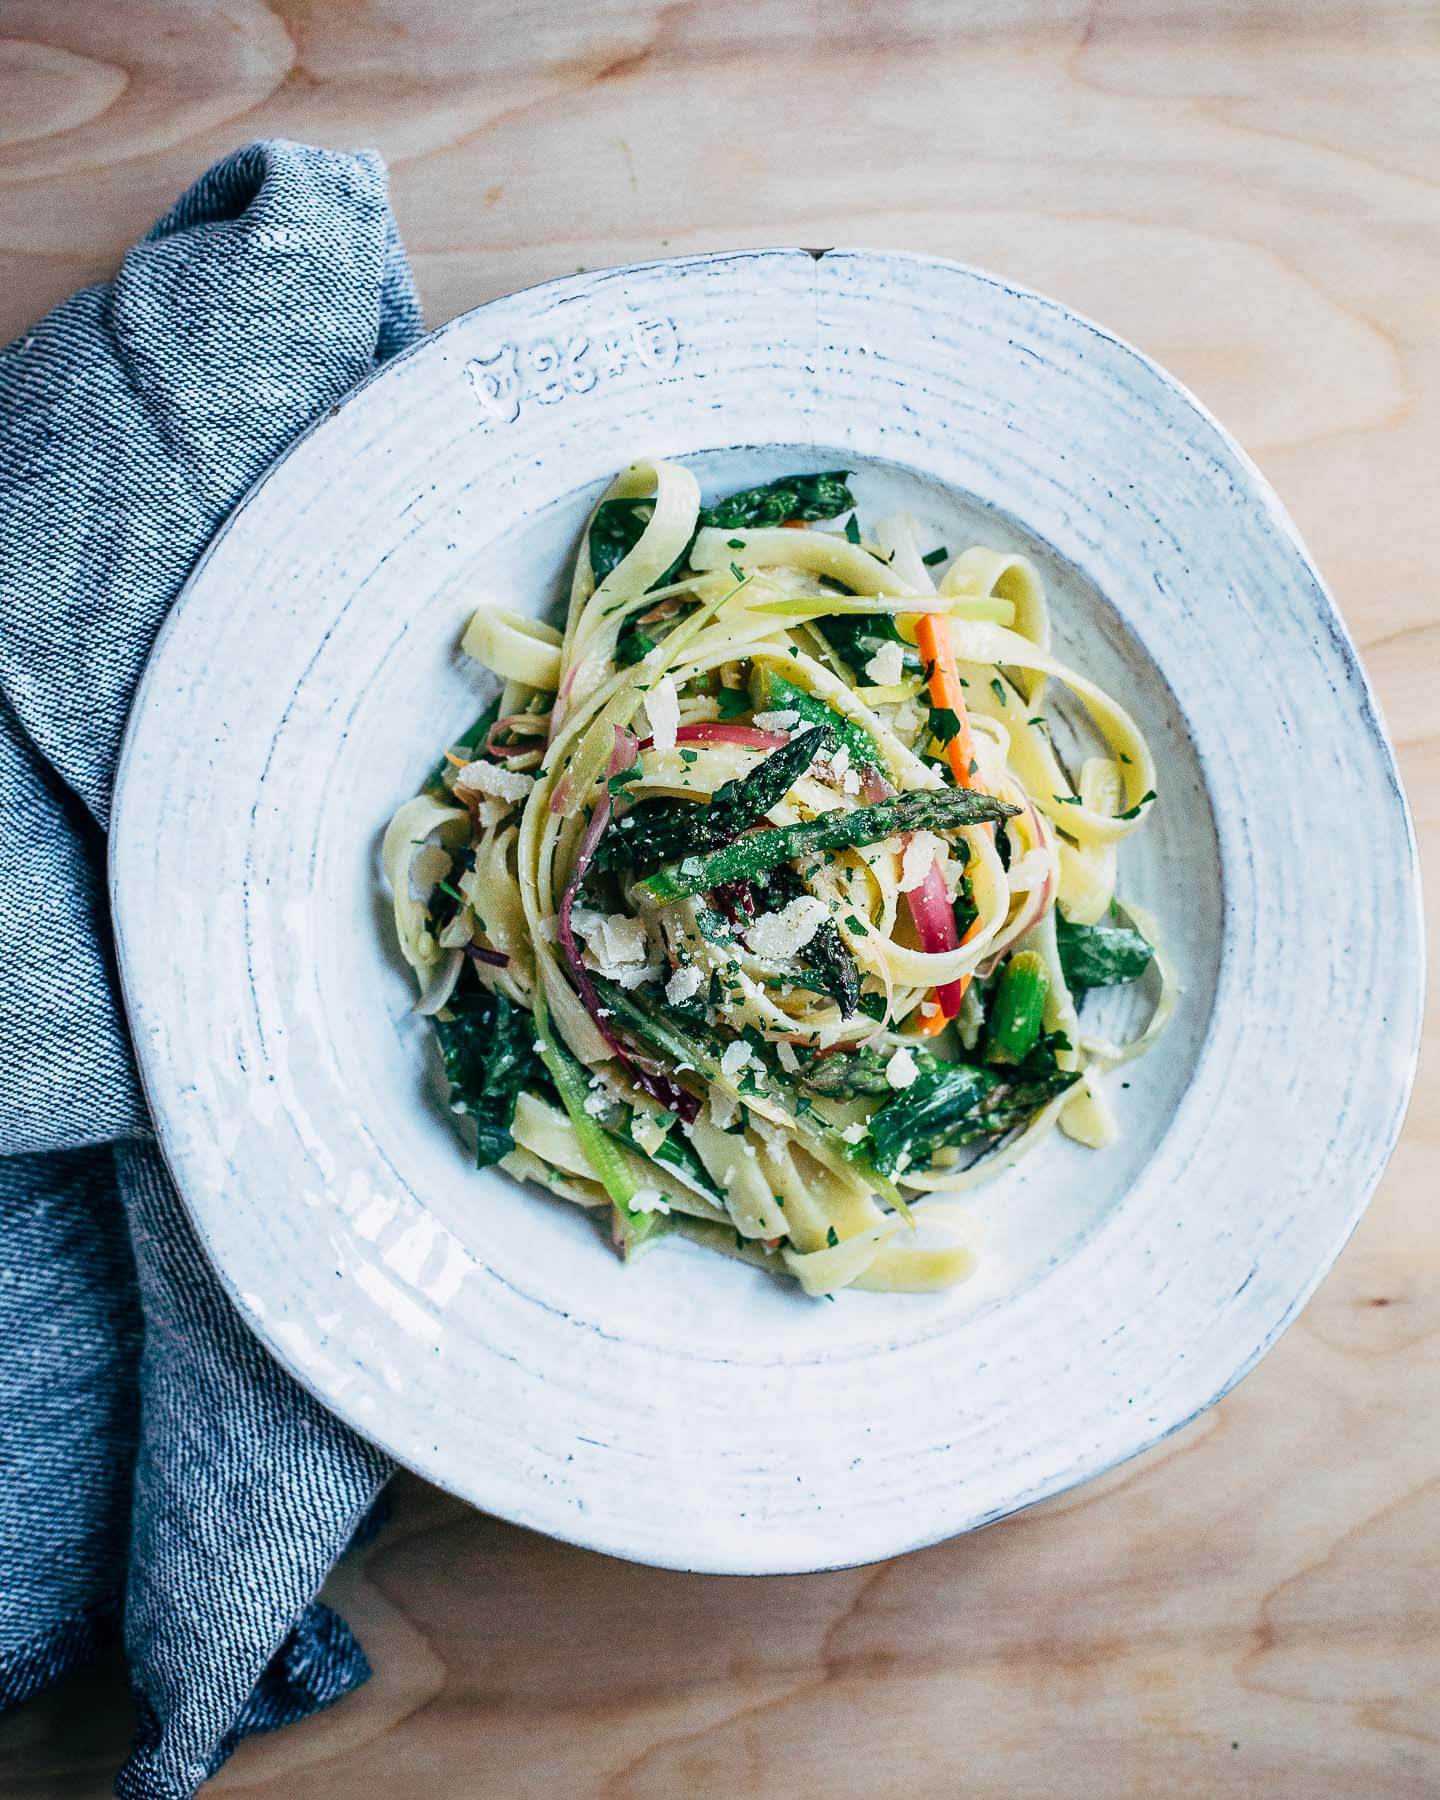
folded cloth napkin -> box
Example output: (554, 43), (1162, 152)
(0, 141), (424, 1798)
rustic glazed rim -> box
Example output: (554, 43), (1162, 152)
(111, 249), (1424, 1572)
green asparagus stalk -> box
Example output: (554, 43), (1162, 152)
(985, 952), (1050, 1065)
(531, 989), (663, 1255)
(641, 787), (1017, 902)
(602, 722), (837, 873)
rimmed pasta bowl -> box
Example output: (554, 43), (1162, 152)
(111, 250), (1423, 1573)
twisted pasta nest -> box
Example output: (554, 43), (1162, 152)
(384, 461), (1172, 1295)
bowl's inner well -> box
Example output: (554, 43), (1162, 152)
(329, 446), (1221, 1358)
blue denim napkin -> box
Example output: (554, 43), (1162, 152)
(0, 141), (423, 1798)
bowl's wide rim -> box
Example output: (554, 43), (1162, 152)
(110, 247), (1425, 1574)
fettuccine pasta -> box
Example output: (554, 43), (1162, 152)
(384, 463), (1170, 1295)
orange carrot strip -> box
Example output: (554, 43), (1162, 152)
(914, 1003), (950, 1038)
(912, 610), (987, 1019)
(914, 612), (976, 788)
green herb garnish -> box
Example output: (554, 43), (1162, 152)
(1117, 789), (1157, 821)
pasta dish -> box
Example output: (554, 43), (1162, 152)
(384, 461), (1171, 1295)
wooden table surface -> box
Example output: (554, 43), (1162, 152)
(2, 3), (1435, 1795)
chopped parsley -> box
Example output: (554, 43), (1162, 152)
(1117, 788), (1157, 821)
(922, 545), (949, 567)
(607, 762), (644, 796)
(716, 685), (750, 720)
(929, 705), (962, 745)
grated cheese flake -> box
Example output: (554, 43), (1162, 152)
(899, 831), (940, 893)
(885, 1047), (920, 1090)
(746, 895), (828, 960)
(644, 673), (680, 752)
(455, 760), (535, 802)
(665, 964), (703, 1005)
(863, 641), (906, 687)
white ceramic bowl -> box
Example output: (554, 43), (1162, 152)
(111, 250), (1423, 1573)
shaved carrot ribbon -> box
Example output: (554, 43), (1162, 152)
(913, 613), (986, 1026)
(915, 613), (976, 789)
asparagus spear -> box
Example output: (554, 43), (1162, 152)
(531, 989), (664, 1255)
(641, 787), (1017, 902)
(602, 722), (837, 872)
(985, 952), (1049, 1065)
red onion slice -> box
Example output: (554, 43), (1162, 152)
(904, 859), (965, 1018)
(637, 721), (789, 754)
(553, 731), (697, 1120)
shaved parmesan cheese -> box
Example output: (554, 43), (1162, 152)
(455, 760), (534, 802)
(864, 641), (906, 687)
(775, 1040), (800, 1074)
(752, 709), (800, 733)
(616, 963), (662, 990)
(630, 1188), (671, 1215)
(841, 770), (861, 796)
(840, 1121), (868, 1144)
(720, 1039), (752, 1078)
(899, 831), (940, 894)
(600, 914), (648, 965)
(645, 673), (680, 751)
(570, 908), (651, 982)
(746, 895), (827, 960)
(665, 964), (703, 1004)
(885, 1047), (919, 1090)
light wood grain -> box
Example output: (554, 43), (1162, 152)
(1, 2), (1436, 1794)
